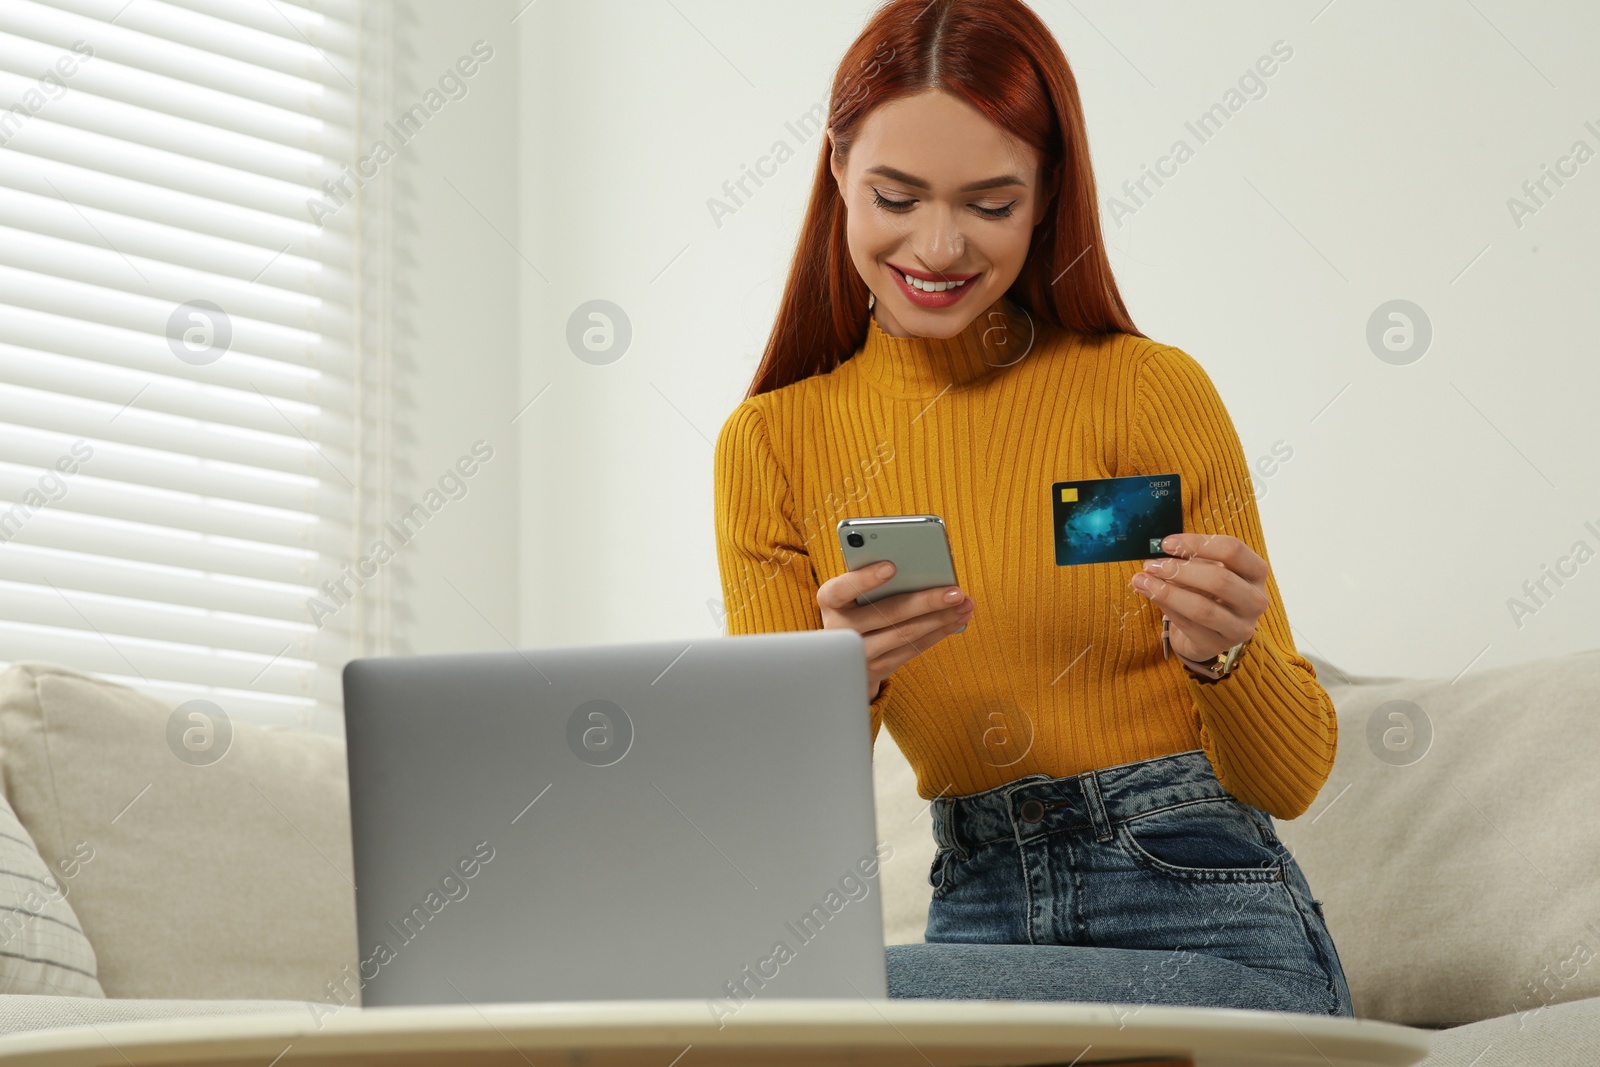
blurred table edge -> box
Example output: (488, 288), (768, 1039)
(0, 998), (1433, 1067)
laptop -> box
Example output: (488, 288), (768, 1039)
(341, 627), (889, 1009)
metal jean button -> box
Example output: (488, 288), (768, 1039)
(1018, 798), (1045, 823)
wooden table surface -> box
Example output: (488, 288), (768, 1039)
(0, 999), (1433, 1067)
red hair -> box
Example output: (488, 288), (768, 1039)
(745, 0), (1144, 399)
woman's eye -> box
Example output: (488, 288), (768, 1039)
(869, 189), (1017, 219)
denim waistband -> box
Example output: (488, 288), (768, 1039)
(928, 748), (1239, 852)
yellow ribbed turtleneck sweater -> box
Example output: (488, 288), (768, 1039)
(712, 293), (1336, 820)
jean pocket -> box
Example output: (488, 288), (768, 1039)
(1117, 797), (1285, 883)
(928, 845), (959, 898)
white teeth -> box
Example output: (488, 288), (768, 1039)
(897, 269), (970, 292)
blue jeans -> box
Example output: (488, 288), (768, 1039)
(884, 749), (1354, 1016)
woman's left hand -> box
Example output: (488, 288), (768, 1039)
(1130, 533), (1270, 662)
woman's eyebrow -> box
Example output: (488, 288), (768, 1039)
(864, 165), (1027, 192)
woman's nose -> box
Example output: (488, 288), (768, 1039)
(909, 216), (966, 267)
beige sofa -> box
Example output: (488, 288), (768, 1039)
(0, 649), (1596, 1065)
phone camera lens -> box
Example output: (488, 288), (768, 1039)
(846, 532), (865, 548)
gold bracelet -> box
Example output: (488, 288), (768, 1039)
(1162, 615), (1251, 683)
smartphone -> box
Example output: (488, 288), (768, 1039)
(836, 515), (959, 607)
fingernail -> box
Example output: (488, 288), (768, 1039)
(953, 624), (966, 634)
(877, 563), (894, 579)
(944, 588), (963, 602)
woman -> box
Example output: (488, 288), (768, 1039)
(712, 0), (1353, 1018)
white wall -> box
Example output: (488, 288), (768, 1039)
(510, 1), (1600, 680)
(381, 1), (520, 660)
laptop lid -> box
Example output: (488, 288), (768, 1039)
(342, 628), (888, 1008)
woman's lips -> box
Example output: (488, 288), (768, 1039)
(887, 264), (980, 309)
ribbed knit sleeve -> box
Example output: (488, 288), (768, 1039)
(712, 400), (893, 732)
(1131, 345), (1337, 820)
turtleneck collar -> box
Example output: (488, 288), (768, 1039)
(851, 292), (1035, 399)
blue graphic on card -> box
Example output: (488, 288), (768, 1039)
(1051, 474), (1183, 566)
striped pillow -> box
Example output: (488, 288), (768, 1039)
(0, 789), (103, 997)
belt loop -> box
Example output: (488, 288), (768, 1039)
(1080, 770), (1113, 842)
(932, 795), (962, 854)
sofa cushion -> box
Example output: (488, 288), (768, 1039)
(0, 994), (317, 1037)
(1279, 649), (1600, 1027)
(0, 786), (103, 997)
(873, 731), (936, 945)
(0, 663), (358, 1001)
(1420, 994), (1600, 1067)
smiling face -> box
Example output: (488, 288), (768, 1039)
(828, 89), (1053, 339)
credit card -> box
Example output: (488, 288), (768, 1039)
(1051, 473), (1183, 566)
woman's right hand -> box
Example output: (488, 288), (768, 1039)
(816, 562), (975, 702)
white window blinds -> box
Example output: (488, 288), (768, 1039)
(0, 0), (361, 731)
